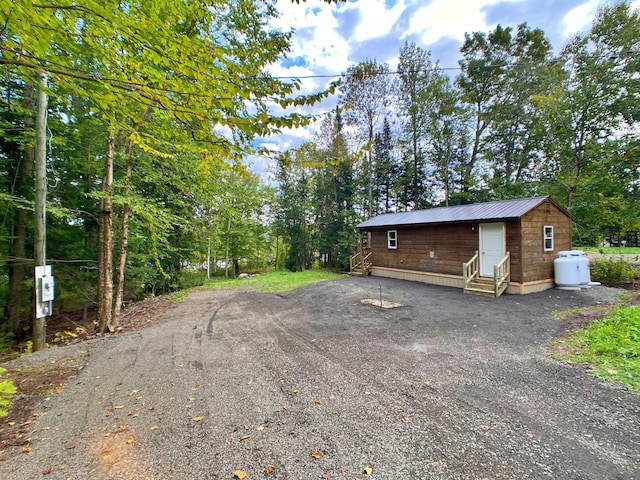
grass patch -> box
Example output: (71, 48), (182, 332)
(581, 246), (640, 255)
(558, 305), (640, 391)
(0, 367), (18, 418)
(552, 306), (593, 318)
(204, 269), (344, 293)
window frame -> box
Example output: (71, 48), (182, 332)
(387, 230), (398, 250)
(543, 225), (554, 252)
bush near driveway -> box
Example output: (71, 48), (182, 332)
(590, 257), (639, 285)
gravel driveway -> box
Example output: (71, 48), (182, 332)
(2, 277), (639, 479)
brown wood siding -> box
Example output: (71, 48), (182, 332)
(369, 223), (480, 276)
(505, 221), (523, 283)
(520, 201), (572, 282)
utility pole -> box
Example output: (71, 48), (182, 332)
(33, 72), (48, 352)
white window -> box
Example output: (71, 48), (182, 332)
(543, 226), (554, 251)
(387, 230), (397, 249)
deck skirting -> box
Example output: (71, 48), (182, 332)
(370, 266), (554, 295)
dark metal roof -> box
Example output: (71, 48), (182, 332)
(357, 196), (561, 229)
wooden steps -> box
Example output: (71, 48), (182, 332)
(465, 278), (496, 297)
(348, 266), (371, 277)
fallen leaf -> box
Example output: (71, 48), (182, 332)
(67, 445), (77, 450)
(234, 470), (247, 479)
(0, 456), (9, 461)
(282, 406), (289, 411)
(310, 450), (323, 459)
(339, 467), (347, 473)
(126, 439), (134, 444)
(188, 397), (196, 402)
(266, 465), (276, 474)
(363, 465), (373, 475)
(43, 467), (53, 474)
(291, 389), (299, 394)
(321, 473), (331, 478)
(150, 426), (159, 431)
(113, 406), (124, 410)
(315, 399), (322, 404)
(22, 447), (32, 453)
(608, 369), (618, 375)
(192, 416), (204, 422)
(431, 462), (439, 467)
(257, 425), (265, 431)
(240, 435), (251, 441)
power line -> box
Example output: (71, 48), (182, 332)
(270, 52), (635, 81)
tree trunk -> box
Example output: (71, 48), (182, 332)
(111, 203), (130, 328)
(32, 73), (48, 352)
(225, 216), (231, 280)
(97, 124), (115, 333)
(5, 82), (35, 336)
(112, 108), (148, 326)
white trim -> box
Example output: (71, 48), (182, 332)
(543, 225), (554, 251)
(387, 230), (397, 249)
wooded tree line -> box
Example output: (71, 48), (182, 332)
(276, 2), (640, 272)
(0, 0), (337, 342)
(0, 2), (638, 342)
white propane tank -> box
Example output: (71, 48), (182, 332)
(554, 251), (581, 290)
(570, 250), (591, 288)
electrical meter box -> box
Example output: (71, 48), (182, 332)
(35, 265), (54, 318)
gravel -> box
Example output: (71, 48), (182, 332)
(2, 277), (639, 480)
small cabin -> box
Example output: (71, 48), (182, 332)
(351, 196), (572, 296)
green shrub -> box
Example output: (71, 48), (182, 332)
(0, 367), (17, 418)
(590, 258), (638, 284)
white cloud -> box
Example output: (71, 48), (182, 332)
(561, 0), (599, 37)
(272, 0), (351, 73)
(346, 0), (407, 43)
(406, 0), (524, 45)
(562, 0), (640, 39)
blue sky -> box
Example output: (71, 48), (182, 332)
(251, 0), (639, 179)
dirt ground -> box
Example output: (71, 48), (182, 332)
(1, 277), (639, 479)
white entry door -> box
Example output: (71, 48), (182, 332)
(480, 223), (505, 277)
